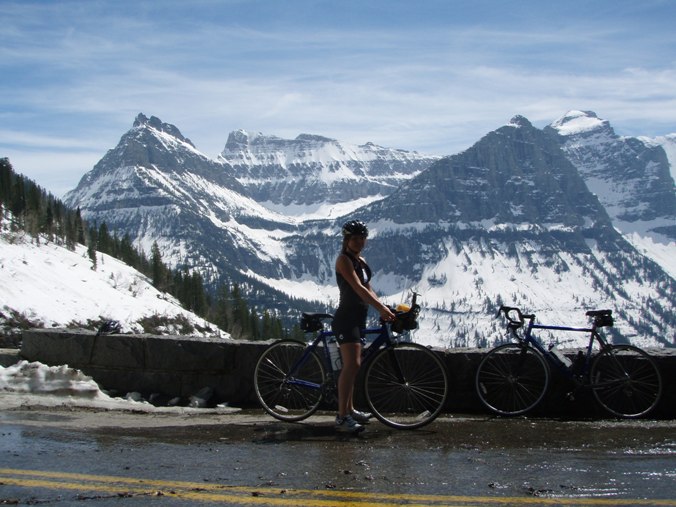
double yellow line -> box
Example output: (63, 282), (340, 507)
(1, 468), (675, 506)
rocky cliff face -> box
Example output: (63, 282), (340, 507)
(218, 129), (440, 209)
(64, 112), (675, 347)
(65, 114), (297, 284)
(546, 110), (675, 241)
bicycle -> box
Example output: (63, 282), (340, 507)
(253, 292), (448, 430)
(475, 306), (663, 418)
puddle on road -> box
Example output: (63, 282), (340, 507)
(3, 411), (674, 502)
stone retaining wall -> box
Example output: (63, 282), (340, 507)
(13, 329), (676, 418)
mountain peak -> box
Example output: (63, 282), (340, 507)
(508, 115), (533, 128)
(59, 111), (675, 349)
(549, 110), (614, 137)
(224, 129), (271, 151)
(133, 113), (195, 148)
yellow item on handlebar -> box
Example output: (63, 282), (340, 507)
(392, 304), (419, 334)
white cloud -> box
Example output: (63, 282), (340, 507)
(2, 0), (675, 196)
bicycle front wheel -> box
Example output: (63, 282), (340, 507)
(590, 344), (662, 418)
(475, 343), (549, 416)
(254, 339), (326, 422)
(364, 343), (448, 430)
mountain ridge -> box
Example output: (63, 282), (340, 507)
(61, 111), (675, 348)
(218, 128), (440, 210)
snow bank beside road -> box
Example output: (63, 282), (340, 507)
(0, 360), (239, 413)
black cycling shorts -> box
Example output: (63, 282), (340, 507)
(332, 306), (367, 345)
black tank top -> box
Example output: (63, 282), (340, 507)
(336, 252), (372, 310)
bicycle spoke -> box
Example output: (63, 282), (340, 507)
(484, 306), (663, 419)
(365, 344), (447, 430)
(475, 343), (549, 416)
(254, 340), (326, 421)
(591, 345), (662, 418)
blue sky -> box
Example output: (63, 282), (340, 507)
(2, 0), (675, 196)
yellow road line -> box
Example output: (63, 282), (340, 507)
(1, 468), (675, 506)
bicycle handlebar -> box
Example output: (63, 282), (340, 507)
(497, 305), (534, 328)
(301, 291), (422, 333)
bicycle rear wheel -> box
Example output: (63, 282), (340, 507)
(590, 344), (662, 418)
(254, 339), (326, 422)
(364, 343), (448, 430)
(475, 343), (549, 416)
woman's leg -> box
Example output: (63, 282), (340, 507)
(337, 342), (362, 418)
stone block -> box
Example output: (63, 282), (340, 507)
(90, 334), (146, 369)
(0, 348), (21, 367)
(144, 335), (229, 371)
(17, 329), (675, 418)
(22, 329), (94, 366)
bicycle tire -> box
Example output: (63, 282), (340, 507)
(253, 339), (326, 422)
(590, 344), (663, 418)
(475, 343), (550, 416)
(364, 343), (448, 430)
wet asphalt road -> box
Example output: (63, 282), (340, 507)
(1, 401), (675, 506)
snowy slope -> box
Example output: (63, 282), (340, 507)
(641, 134), (676, 181)
(549, 111), (676, 278)
(0, 218), (226, 337)
(55, 112), (676, 350)
(218, 129), (439, 213)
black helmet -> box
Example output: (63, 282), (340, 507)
(342, 220), (368, 237)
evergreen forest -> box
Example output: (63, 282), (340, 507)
(0, 157), (299, 341)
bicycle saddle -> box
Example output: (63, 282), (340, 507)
(301, 312), (334, 320)
(585, 309), (613, 327)
(300, 313), (334, 332)
(585, 309), (612, 317)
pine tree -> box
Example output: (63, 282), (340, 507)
(10, 178), (26, 225)
(0, 158), (12, 206)
(261, 310), (273, 339)
(211, 284), (232, 332)
(151, 241), (170, 290)
(88, 241), (98, 270)
(188, 271), (208, 316)
(75, 208), (85, 244)
(97, 223), (112, 254)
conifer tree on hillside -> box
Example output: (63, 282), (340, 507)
(0, 157), (288, 340)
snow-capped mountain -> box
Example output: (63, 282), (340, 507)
(63, 112), (675, 348)
(546, 110), (676, 278)
(217, 130), (440, 219)
(646, 133), (676, 181)
(0, 214), (225, 337)
(356, 115), (674, 348)
(64, 114), (298, 286)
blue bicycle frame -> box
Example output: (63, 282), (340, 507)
(286, 322), (399, 391)
(505, 306), (614, 381)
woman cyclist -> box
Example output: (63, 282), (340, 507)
(333, 220), (395, 433)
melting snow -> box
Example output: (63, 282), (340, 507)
(0, 224), (225, 337)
